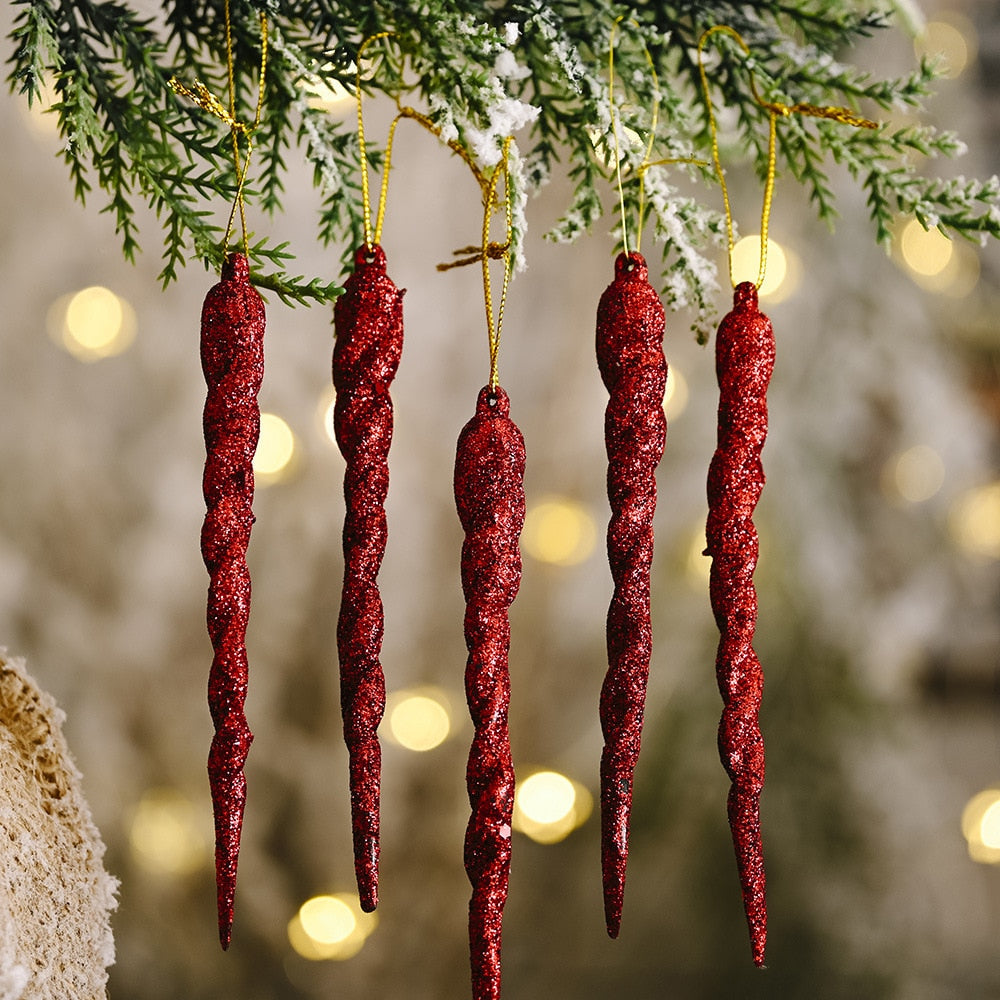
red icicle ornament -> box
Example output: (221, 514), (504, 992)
(200, 252), (265, 949)
(705, 280), (774, 967)
(595, 251), (667, 938)
(454, 385), (525, 1000)
(332, 243), (405, 912)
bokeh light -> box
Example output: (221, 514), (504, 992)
(522, 496), (597, 567)
(883, 445), (945, 504)
(895, 218), (981, 295)
(20, 86), (59, 138)
(730, 235), (800, 302)
(899, 220), (953, 277)
(686, 525), (711, 585)
(49, 286), (136, 361)
(318, 387), (338, 446)
(915, 16), (976, 79)
(254, 412), (297, 482)
(663, 365), (688, 420)
(949, 482), (1000, 560)
(588, 124), (643, 169)
(128, 787), (210, 876)
(287, 893), (377, 961)
(513, 770), (593, 844)
(962, 789), (1000, 864)
(385, 688), (452, 752)
(304, 77), (354, 113)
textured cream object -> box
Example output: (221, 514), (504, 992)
(0, 649), (118, 999)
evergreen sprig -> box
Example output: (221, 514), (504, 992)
(6, 0), (999, 327)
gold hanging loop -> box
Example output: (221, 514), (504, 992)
(169, 0), (268, 259)
(697, 24), (876, 289)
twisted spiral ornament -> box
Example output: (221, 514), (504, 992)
(454, 385), (525, 1000)
(333, 243), (405, 912)
(200, 252), (265, 950)
(705, 281), (774, 967)
(596, 251), (667, 938)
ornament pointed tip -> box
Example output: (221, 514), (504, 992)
(601, 880), (624, 939)
(354, 833), (380, 913)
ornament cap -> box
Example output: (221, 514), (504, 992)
(222, 253), (250, 283)
(478, 384), (510, 418)
(614, 251), (648, 281)
(356, 243), (388, 272)
(733, 280), (758, 309)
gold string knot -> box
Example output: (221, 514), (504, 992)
(436, 242), (510, 272)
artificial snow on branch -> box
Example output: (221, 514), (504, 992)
(6, 0), (999, 332)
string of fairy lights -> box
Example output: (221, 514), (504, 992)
(12, 4), (1000, 973)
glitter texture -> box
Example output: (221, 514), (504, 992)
(595, 251), (667, 938)
(333, 243), (405, 912)
(200, 252), (265, 950)
(454, 385), (525, 1000)
(705, 281), (774, 967)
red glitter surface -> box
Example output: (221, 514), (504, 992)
(454, 385), (525, 1000)
(200, 252), (265, 949)
(595, 251), (667, 938)
(705, 281), (774, 967)
(332, 243), (405, 912)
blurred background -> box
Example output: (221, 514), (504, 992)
(2, 2), (999, 997)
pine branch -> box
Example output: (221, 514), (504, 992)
(6, 0), (1000, 329)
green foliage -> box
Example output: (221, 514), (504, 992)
(6, 0), (999, 325)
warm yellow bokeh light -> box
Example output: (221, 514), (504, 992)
(300, 896), (356, 945)
(915, 18), (976, 79)
(899, 220), (953, 277)
(288, 893), (377, 961)
(885, 445), (945, 504)
(20, 86), (59, 138)
(686, 525), (711, 585)
(588, 124), (643, 169)
(730, 235), (798, 301)
(129, 787), (210, 876)
(254, 412), (296, 481)
(305, 78), (355, 112)
(962, 788), (1000, 864)
(518, 771), (576, 824)
(980, 802), (1000, 850)
(663, 366), (688, 420)
(318, 388), (338, 446)
(522, 497), (597, 567)
(386, 690), (451, 752)
(950, 482), (1000, 559)
(513, 771), (593, 845)
(51, 286), (136, 361)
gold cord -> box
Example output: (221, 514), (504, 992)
(355, 32), (396, 248)
(609, 18), (706, 257)
(697, 24), (876, 289)
(381, 100), (514, 385)
(609, 17), (631, 256)
(169, 1), (267, 260)
(481, 137), (513, 389)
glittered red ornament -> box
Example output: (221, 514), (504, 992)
(454, 385), (525, 1000)
(594, 251), (667, 938)
(705, 280), (774, 967)
(200, 252), (265, 950)
(333, 243), (405, 912)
